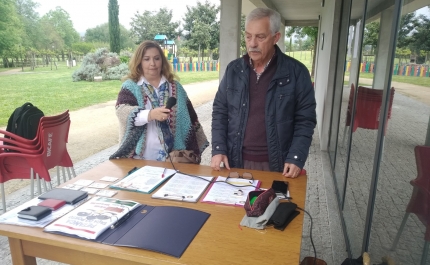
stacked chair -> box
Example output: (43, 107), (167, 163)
(391, 145), (430, 265)
(0, 110), (75, 212)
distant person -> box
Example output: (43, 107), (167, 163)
(110, 40), (208, 162)
(211, 7), (316, 178)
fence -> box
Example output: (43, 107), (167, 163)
(346, 61), (430, 77)
(171, 61), (219, 72)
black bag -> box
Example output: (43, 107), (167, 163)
(6, 102), (44, 140)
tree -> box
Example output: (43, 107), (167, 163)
(130, 8), (180, 44)
(363, 21), (379, 55)
(108, 0), (120, 53)
(182, 0), (219, 59)
(286, 26), (318, 76)
(397, 12), (417, 49)
(410, 15), (430, 63)
(15, 0), (42, 49)
(240, 15), (246, 55)
(0, 0), (23, 65)
(85, 23), (135, 50)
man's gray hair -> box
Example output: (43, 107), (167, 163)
(245, 7), (281, 35)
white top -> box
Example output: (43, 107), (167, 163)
(134, 76), (171, 160)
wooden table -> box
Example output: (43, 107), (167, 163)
(0, 159), (307, 265)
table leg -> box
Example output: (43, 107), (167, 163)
(8, 238), (37, 265)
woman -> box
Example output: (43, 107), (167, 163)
(110, 41), (208, 162)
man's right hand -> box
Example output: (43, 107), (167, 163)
(211, 154), (230, 171)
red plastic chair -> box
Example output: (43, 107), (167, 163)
(343, 84), (395, 144)
(391, 145), (430, 265)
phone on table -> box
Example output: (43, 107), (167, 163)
(271, 180), (288, 194)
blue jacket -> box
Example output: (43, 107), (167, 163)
(212, 45), (316, 171)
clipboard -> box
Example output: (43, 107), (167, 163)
(45, 204), (210, 258)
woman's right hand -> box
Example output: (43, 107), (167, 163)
(149, 107), (171, 122)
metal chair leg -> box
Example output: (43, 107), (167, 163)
(47, 181), (53, 190)
(66, 167), (72, 180)
(42, 179), (48, 192)
(391, 212), (410, 250)
(62, 167), (66, 183)
(71, 167), (77, 178)
(36, 173), (42, 195)
(420, 241), (429, 265)
(56, 166), (61, 185)
(30, 168), (34, 198)
(1, 183), (6, 213)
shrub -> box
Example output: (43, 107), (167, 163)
(72, 48), (128, 81)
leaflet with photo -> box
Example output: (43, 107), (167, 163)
(44, 197), (140, 240)
(110, 166), (176, 194)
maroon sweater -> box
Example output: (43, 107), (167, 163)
(242, 53), (278, 162)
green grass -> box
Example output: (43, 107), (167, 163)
(345, 72), (430, 88)
(0, 64), (219, 126)
(0, 67), (19, 73)
(286, 51), (313, 71)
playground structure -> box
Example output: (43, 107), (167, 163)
(346, 61), (430, 77)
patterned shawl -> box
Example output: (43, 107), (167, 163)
(110, 79), (209, 162)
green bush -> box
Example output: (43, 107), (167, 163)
(103, 63), (129, 80)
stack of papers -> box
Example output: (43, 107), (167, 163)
(152, 173), (213, 202)
(110, 166), (176, 194)
(201, 176), (261, 206)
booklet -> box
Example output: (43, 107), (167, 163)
(44, 197), (140, 240)
(201, 176), (261, 207)
(110, 166), (177, 194)
(151, 173), (213, 202)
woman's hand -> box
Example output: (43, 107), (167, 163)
(149, 107), (171, 122)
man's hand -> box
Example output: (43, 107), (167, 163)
(211, 154), (230, 171)
(282, 163), (301, 178)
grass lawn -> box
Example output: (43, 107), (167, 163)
(0, 64), (219, 127)
(345, 72), (430, 88)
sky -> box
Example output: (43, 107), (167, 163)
(35, 0), (220, 34)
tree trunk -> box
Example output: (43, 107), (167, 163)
(311, 38), (317, 77)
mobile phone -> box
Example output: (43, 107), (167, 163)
(271, 180), (288, 194)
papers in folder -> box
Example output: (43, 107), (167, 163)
(201, 176), (261, 206)
(152, 173), (213, 202)
(110, 166), (176, 194)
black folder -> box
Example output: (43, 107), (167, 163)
(46, 204), (210, 258)
(38, 188), (88, 205)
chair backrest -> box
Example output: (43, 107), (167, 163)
(414, 145), (430, 192)
(39, 119), (71, 170)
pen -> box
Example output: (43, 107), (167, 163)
(110, 212), (131, 229)
(162, 168), (166, 178)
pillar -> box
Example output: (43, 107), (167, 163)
(278, 21), (286, 53)
(219, 0), (242, 81)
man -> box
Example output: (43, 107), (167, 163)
(211, 7), (316, 178)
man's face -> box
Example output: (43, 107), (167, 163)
(245, 17), (280, 65)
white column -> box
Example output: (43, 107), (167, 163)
(349, 20), (363, 88)
(278, 21), (286, 53)
(373, 7), (394, 90)
(219, 0), (242, 81)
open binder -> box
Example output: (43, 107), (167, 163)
(45, 204), (210, 258)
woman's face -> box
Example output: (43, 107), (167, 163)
(141, 47), (162, 79)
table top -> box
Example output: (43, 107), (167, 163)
(0, 159), (308, 265)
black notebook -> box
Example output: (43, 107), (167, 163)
(38, 188), (88, 205)
(18, 206), (52, 221)
(45, 204), (210, 258)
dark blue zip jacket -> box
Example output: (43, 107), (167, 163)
(212, 45), (316, 172)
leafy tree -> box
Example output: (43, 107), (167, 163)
(286, 26), (318, 76)
(410, 15), (430, 63)
(85, 23), (135, 50)
(15, 0), (42, 49)
(42, 7), (79, 48)
(397, 12), (417, 49)
(0, 0), (23, 64)
(182, 0), (219, 59)
(240, 14), (246, 55)
(363, 21), (379, 54)
(130, 8), (180, 44)
(108, 0), (120, 53)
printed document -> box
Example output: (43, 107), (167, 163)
(201, 176), (261, 206)
(44, 197), (140, 240)
(110, 166), (176, 194)
(152, 173), (213, 202)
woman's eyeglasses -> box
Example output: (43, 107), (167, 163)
(227, 172), (254, 184)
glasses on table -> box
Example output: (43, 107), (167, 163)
(227, 172), (254, 184)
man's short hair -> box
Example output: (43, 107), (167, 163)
(245, 7), (281, 35)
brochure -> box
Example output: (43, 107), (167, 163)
(44, 197), (140, 240)
(110, 166), (176, 194)
(151, 173), (213, 202)
(201, 176), (261, 206)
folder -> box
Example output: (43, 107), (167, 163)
(38, 188), (88, 205)
(45, 204), (210, 258)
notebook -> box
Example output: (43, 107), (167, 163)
(39, 188), (88, 205)
(17, 206), (52, 221)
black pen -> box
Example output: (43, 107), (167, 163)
(110, 212), (131, 229)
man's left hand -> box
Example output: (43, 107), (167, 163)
(282, 163), (301, 178)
